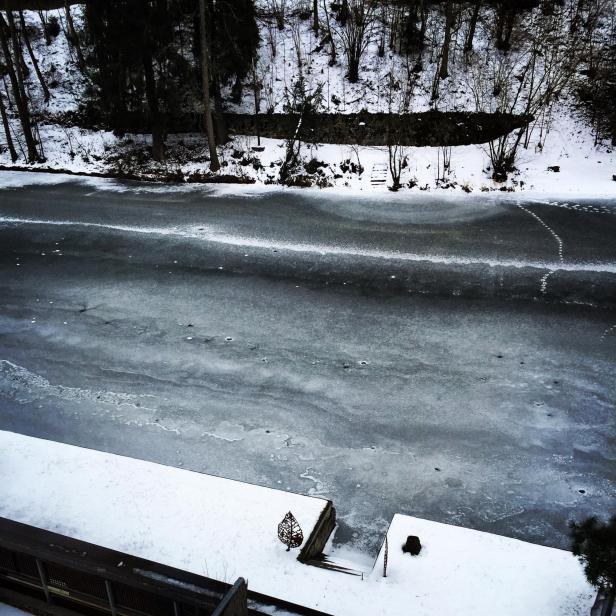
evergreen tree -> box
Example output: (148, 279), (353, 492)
(569, 515), (616, 611)
(211, 0), (259, 104)
(85, 0), (192, 161)
(84, 0), (258, 161)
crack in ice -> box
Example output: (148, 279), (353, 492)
(517, 204), (565, 294)
(600, 324), (616, 342)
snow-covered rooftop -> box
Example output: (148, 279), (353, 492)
(0, 431), (595, 615)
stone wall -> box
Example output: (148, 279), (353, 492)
(226, 111), (533, 147)
(48, 109), (532, 148)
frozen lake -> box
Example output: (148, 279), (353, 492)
(0, 174), (614, 554)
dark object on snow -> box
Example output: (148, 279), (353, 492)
(402, 535), (422, 556)
(547, 165), (560, 172)
(278, 511), (304, 551)
(383, 536), (389, 577)
(612, 175), (616, 182)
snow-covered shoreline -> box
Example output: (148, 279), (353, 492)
(1, 165), (615, 203)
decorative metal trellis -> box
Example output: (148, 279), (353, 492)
(277, 511), (303, 552)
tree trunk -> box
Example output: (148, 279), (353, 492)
(37, 10), (51, 45)
(142, 48), (165, 162)
(0, 83), (18, 162)
(0, 11), (39, 162)
(502, 10), (515, 50)
(19, 11), (50, 102)
(439, 0), (454, 79)
(214, 86), (229, 145)
(64, 1), (86, 70)
(495, 4), (505, 46)
(348, 59), (359, 83)
(339, 0), (348, 26)
(464, 1), (480, 53)
(252, 60), (260, 146)
(418, 0), (427, 50)
(313, 0), (318, 33)
(322, 0), (336, 66)
(495, 4), (515, 50)
(199, 0), (220, 171)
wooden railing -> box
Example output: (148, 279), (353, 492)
(0, 517), (330, 616)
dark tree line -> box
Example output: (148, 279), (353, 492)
(577, 14), (616, 144)
(1, 0), (259, 164)
(84, 0), (259, 161)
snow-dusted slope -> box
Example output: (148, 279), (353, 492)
(0, 3), (614, 194)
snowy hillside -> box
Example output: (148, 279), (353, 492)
(0, 1), (614, 194)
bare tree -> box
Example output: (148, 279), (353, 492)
(0, 82), (18, 162)
(436, 146), (452, 183)
(313, 0), (319, 33)
(322, 0), (337, 66)
(0, 11), (40, 162)
(37, 10), (51, 45)
(270, 0), (286, 31)
(251, 59), (262, 146)
(63, 1), (86, 71)
(439, 0), (455, 79)
(495, 1), (516, 51)
(291, 16), (305, 80)
(19, 11), (50, 102)
(464, 1), (481, 53)
(335, 0), (377, 83)
(466, 4), (583, 179)
(199, 0), (220, 171)
(388, 143), (407, 190)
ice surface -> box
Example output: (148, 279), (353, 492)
(0, 181), (614, 562)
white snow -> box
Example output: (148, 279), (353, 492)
(0, 431), (596, 615)
(1, 111), (613, 197)
(0, 430), (328, 585)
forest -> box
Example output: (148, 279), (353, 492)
(0, 0), (615, 188)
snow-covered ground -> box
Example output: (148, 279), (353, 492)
(2, 112), (614, 197)
(0, 431), (596, 615)
(0, 430), (329, 583)
(0, 6), (614, 195)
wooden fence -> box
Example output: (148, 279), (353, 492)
(0, 517), (331, 616)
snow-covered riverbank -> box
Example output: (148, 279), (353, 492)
(1, 6), (614, 197)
